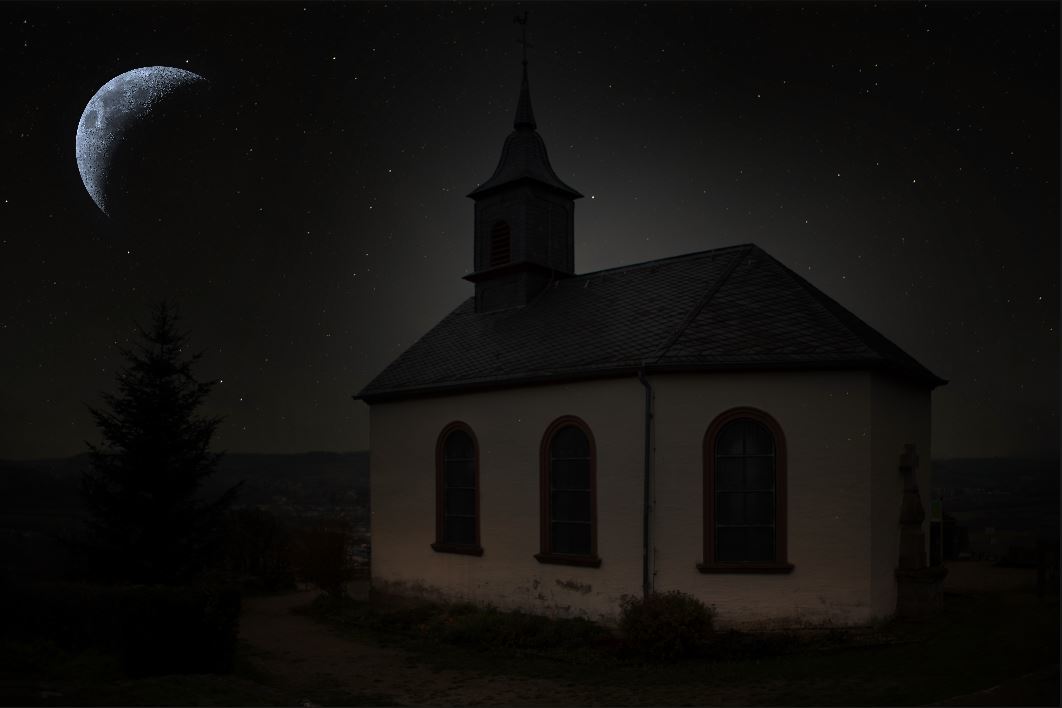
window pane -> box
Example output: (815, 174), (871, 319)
(715, 457), (743, 490)
(744, 421), (774, 455)
(551, 426), (589, 459)
(744, 456), (774, 490)
(444, 515), (475, 545)
(445, 459), (474, 488)
(745, 492), (774, 525)
(551, 490), (590, 523)
(716, 492), (745, 525)
(716, 527), (746, 562)
(445, 488), (475, 517)
(551, 459), (589, 491)
(444, 430), (474, 461)
(716, 420), (745, 455)
(439, 428), (477, 548)
(746, 526), (775, 561)
(490, 221), (511, 267)
(711, 415), (779, 563)
(551, 521), (591, 555)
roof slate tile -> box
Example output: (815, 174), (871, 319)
(357, 244), (944, 401)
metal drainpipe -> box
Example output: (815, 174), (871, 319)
(638, 365), (654, 599)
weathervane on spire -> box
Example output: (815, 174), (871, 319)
(514, 10), (532, 66)
(511, 10), (537, 131)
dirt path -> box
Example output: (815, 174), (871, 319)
(936, 665), (1060, 706)
(238, 588), (636, 706)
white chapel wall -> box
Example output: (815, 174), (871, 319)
(369, 378), (645, 621)
(369, 369), (930, 626)
(651, 370), (877, 626)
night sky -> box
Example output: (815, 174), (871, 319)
(1, 2), (1057, 460)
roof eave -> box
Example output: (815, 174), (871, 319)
(462, 260), (572, 283)
(354, 359), (945, 404)
(467, 175), (583, 200)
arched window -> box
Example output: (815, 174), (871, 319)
(536, 416), (600, 567)
(700, 408), (793, 573)
(488, 220), (511, 267)
(432, 422), (482, 555)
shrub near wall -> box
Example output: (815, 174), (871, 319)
(618, 591), (716, 660)
(0, 581), (241, 676)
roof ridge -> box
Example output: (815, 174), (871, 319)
(648, 244), (752, 364)
(574, 243), (752, 280)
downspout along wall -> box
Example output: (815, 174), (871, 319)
(639, 366), (655, 598)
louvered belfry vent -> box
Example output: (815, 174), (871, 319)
(489, 221), (511, 267)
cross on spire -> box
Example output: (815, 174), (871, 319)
(514, 11), (532, 66)
(512, 11), (536, 130)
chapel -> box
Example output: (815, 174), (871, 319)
(356, 58), (946, 626)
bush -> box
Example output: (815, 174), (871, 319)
(216, 508), (297, 593)
(290, 516), (357, 597)
(0, 580), (241, 676)
(618, 591), (715, 660)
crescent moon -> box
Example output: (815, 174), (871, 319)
(75, 66), (207, 216)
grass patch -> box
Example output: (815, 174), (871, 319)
(301, 592), (613, 654)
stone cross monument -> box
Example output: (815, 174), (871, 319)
(895, 444), (947, 617)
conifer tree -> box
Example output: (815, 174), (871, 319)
(82, 301), (239, 584)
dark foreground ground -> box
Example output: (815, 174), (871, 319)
(1, 560), (1058, 706)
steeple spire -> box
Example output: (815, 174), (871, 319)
(514, 62), (537, 131)
(513, 11), (536, 131)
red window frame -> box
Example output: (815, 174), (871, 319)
(535, 415), (601, 567)
(431, 421), (483, 556)
(699, 407), (793, 574)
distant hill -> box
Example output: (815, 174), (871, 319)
(205, 451), (369, 513)
(0, 452), (370, 582)
(932, 457), (1059, 544)
(2, 453), (1055, 537)
(933, 458), (1059, 498)
(0, 451), (370, 528)
(0, 455), (89, 524)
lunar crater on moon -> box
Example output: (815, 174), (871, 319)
(76, 66), (208, 216)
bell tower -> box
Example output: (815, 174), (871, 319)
(464, 19), (582, 313)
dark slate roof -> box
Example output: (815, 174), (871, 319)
(356, 244), (946, 402)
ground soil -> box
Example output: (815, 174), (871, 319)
(233, 563), (1059, 706)
(239, 585), (627, 706)
(930, 561), (1059, 706)
(6, 561), (1053, 705)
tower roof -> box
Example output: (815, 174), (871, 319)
(467, 63), (582, 200)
